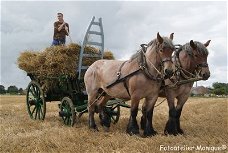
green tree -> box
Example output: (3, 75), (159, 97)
(212, 82), (228, 95)
(18, 88), (25, 95)
(7, 85), (19, 94)
(0, 85), (6, 94)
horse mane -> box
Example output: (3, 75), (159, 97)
(177, 41), (209, 57)
(129, 37), (174, 61)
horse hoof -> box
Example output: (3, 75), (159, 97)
(126, 128), (140, 136)
(89, 125), (99, 132)
(143, 130), (158, 137)
(164, 129), (178, 136)
(177, 128), (184, 135)
(103, 126), (110, 132)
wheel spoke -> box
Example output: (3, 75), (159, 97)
(111, 116), (115, 121)
(37, 88), (40, 98)
(111, 105), (118, 110)
(32, 85), (39, 98)
(40, 106), (44, 117)
(31, 85), (37, 97)
(31, 106), (37, 115)
(38, 105), (41, 119)
(35, 106), (38, 119)
(67, 117), (70, 125)
(34, 86), (39, 96)
(64, 117), (68, 124)
(29, 88), (36, 98)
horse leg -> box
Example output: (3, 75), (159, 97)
(164, 97), (178, 135)
(88, 92), (99, 131)
(98, 95), (111, 131)
(126, 98), (140, 135)
(175, 95), (189, 134)
(140, 102), (146, 130)
(143, 96), (158, 137)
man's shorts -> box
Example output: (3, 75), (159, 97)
(52, 38), (66, 46)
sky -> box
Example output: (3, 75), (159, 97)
(1, 1), (227, 89)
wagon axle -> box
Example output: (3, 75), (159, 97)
(59, 111), (71, 117)
(28, 99), (36, 105)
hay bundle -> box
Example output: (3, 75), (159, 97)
(17, 43), (114, 91)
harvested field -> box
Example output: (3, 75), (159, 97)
(0, 95), (227, 153)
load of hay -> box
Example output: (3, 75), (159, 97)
(17, 43), (114, 91)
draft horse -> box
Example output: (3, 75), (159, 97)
(141, 40), (211, 135)
(84, 33), (175, 136)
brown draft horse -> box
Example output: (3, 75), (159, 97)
(84, 33), (175, 136)
(141, 40), (211, 135)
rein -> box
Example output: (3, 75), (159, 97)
(106, 43), (169, 96)
(138, 45), (164, 81)
(167, 45), (205, 88)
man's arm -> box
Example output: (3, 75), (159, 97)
(54, 22), (58, 33)
(58, 22), (66, 32)
(65, 23), (69, 36)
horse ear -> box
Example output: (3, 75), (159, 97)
(190, 40), (197, 50)
(204, 40), (211, 47)
(157, 32), (163, 44)
(170, 33), (174, 40)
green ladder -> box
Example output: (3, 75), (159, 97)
(78, 16), (104, 80)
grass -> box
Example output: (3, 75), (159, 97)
(0, 95), (227, 153)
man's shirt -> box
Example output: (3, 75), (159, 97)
(53, 21), (69, 40)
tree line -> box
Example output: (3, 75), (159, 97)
(209, 82), (228, 95)
(0, 82), (227, 95)
(0, 85), (26, 95)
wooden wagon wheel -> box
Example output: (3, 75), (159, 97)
(26, 81), (46, 120)
(110, 104), (120, 124)
(59, 97), (76, 126)
(105, 104), (120, 124)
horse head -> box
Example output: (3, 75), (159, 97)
(189, 40), (211, 80)
(155, 32), (175, 78)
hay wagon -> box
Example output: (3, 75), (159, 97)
(25, 16), (130, 126)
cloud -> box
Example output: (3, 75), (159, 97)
(1, 1), (227, 89)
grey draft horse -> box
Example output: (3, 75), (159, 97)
(141, 40), (211, 135)
(84, 33), (175, 136)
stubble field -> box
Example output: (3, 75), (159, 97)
(0, 95), (227, 153)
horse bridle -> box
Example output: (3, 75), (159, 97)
(191, 51), (209, 70)
(141, 43), (173, 67)
(174, 45), (208, 79)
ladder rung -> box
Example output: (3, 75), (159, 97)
(92, 21), (100, 25)
(87, 41), (102, 46)
(81, 66), (89, 69)
(83, 54), (101, 58)
(88, 31), (102, 35)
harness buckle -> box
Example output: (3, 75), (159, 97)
(117, 72), (121, 77)
(140, 44), (148, 53)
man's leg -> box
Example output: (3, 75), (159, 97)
(52, 39), (59, 46)
(60, 38), (66, 45)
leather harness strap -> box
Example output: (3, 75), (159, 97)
(138, 49), (163, 81)
(106, 44), (165, 96)
(116, 61), (127, 80)
(116, 61), (131, 97)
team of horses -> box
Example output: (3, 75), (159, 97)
(84, 32), (211, 137)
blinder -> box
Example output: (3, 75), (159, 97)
(196, 62), (208, 68)
(161, 57), (173, 64)
(140, 44), (148, 53)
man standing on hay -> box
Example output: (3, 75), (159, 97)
(52, 13), (70, 46)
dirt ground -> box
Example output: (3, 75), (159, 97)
(0, 95), (227, 153)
